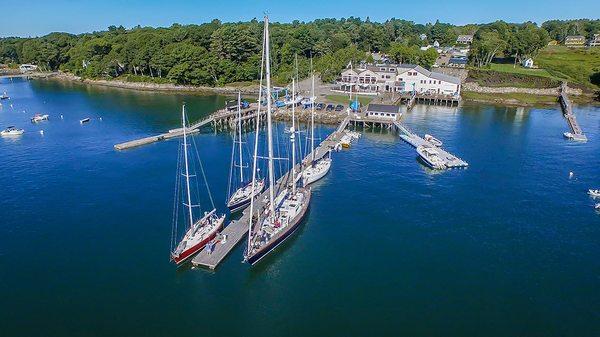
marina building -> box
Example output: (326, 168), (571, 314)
(365, 104), (400, 120)
(337, 64), (461, 96)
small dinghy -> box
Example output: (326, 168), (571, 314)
(588, 189), (600, 198)
(424, 134), (443, 147)
(79, 118), (90, 124)
(0, 91), (9, 100)
(31, 114), (49, 123)
(1, 126), (24, 136)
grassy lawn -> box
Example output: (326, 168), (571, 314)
(536, 46), (600, 89)
(468, 69), (560, 89)
(487, 63), (558, 80)
(325, 94), (373, 106)
(462, 91), (558, 105)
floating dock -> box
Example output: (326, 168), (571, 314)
(393, 121), (468, 169)
(559, 82), (587, 142)
(191, 117), (351, 269)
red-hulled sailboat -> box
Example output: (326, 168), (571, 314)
(170, 104), (225, 265)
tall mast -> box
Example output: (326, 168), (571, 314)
(310, 72), (315, 162)
(291, 78), (296, 195)
(182, 104), (194, 229)
(265, 15), (276, 220)
(237, 91), (244, 183)
(246, 18), (267, 255)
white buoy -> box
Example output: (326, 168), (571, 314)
(569, 171), (574, 179)
(99, 117), (103, 121)
(60, 115), (63, 119)
(39, 130), (44, 135)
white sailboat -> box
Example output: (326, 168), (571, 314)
(302, 73), (332, 186)
(170, 104), (225, 265)
(244, 16), (311, 266)
(226, 91), (265, 213)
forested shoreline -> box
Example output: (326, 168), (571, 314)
(1, 18), (598, 87)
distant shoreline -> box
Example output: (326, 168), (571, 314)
(11, 71), (597, 107)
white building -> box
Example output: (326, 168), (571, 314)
(521, 58), (534, 68)
(365, 104), (400, 120)
(338, 64), (461, 96)
(19, 64), (38, 72)
(456, 35), (474, 44)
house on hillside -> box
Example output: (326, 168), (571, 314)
(564, 35), (586, 47)
(419, 33), (427, 41)
(19, 64), (38, 72)
(521, 58), (534, 68)
(456, 35), (474, 45)
(365, 104), (400, 120)
(336, 63), (462, 96)
(588, 34), (600, 47)
(448, 56), (468, 68)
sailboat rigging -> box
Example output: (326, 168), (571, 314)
(244, 16), (312, 266)
(226, 92), (265, 213)
(301, 69), (332, 186)
(170, 104), (225, 265)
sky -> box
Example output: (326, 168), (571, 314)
(1, 0), (598, 37)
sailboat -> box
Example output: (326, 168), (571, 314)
(170, 104), (225, 265)
(301, 73), (332, 186)
(244, 16), (311, 266)
(226, 91), (265, 213)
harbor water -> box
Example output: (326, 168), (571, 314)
(1, 78), (599, 336)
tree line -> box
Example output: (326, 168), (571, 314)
(0, 18), (597, 85)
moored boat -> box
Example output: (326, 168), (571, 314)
(80, 118), (90, 124)
(1, 126), (24, 136)
(589, 189), (600, 198)
(244, 17), (311, 266)
(417, 145), (446, 169)
(170, 104), (225, 265)
(424, 134), (443, 147)
(31, 114), (49, 123)
(0, 91), (9, 100)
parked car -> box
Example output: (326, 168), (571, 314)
(335, 104), (344, 111)
(316, 103), (325, 111)
(325, 104), (334, 111)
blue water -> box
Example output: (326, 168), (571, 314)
(1, 78), (599, 336)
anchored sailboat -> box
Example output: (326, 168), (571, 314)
(301, 72), (332, 186)
(226, 92), (265, 213)
(244, 16), (311, 266)
(170, 104), (225, 265)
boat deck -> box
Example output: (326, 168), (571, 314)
(191, 117), (350, 269)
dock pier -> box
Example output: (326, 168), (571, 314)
(559, 82), (587, 142)
(191, 117), (351, 269)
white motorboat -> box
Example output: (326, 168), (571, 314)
(340, 134), (352, 148)
(1, 126), (24, 136)
(31, 114), (49, 123)
(588, 189), (600, 198)
(417, 145), (446, 169)
(0, 91), (9, 100)
(424, 134), (443, 147)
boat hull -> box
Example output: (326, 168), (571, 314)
(302, 159), (331, 186)
(171, 222), (223, 265)
(246, 189), (311, 265)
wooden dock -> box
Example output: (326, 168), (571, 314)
(559, 82), (587, 142)
(393, 121), (468, 169)
(191, 117), (351, 269)
(114, 104), (262, 150)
